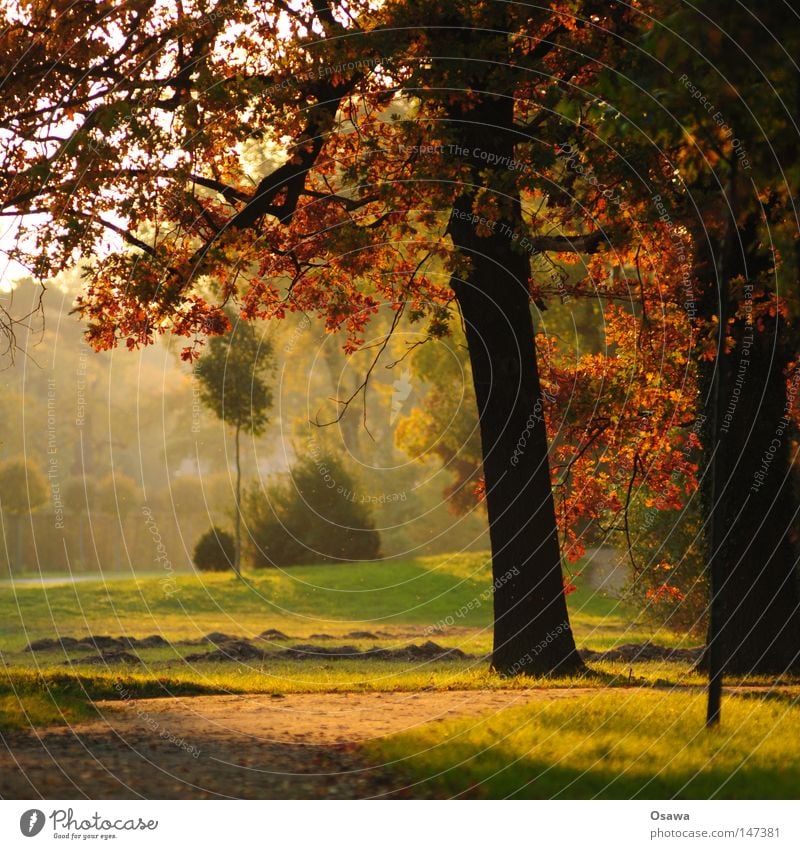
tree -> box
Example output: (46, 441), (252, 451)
(247, 454), (380, 567)
(194, 314), (274, 575)
(63, 477), (96, 572)
(193, 527), (236, 572)
(586, 2), (800, 694)
(0, 0), (644, 674)
(0, 458), (47, 574)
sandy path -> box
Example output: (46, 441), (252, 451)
(0, 688), (599, 799)
(97, 688), (603, 744)
(2, 685), (787, 799)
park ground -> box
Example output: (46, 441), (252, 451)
(2, 552), (799, 798)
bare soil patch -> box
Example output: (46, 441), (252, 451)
(0, 688), (599, 799)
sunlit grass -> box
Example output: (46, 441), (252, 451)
(0, 552), (690, 654)
(368, 690), (800, 799)
(3, 657), (796, 734)
(0, 667), (97, 731)
(0, 552), (717, 733)
(0, 665), (229, 732)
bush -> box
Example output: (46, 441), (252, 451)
(247, 455), (381, 567)
(627, 498), (708, 636)
(193, 527), (236, 572)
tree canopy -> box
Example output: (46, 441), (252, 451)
(1, 0), (797, 679)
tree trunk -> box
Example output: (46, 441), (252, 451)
(234, 423), (242, 576)
(450, 250), (583, 674)
(704, 320), (800, 674)
(695, 217), (800, 675)
(445, 109), (583, 675)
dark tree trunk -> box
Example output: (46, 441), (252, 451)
(444, 100), (583, 677)
(695, 217), (800, 675)
(449, 240), (583, 675)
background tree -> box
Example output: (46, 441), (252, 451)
(247, 454), (381, 567)
(62, 477), (96, 572)
(194, 315), (274, 575)
(94, 474), (140, 572)
(193, 527), (236, 573)
(0, 458), (47, 574)
(395, 324), (483, 514)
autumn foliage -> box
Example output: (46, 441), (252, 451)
(1, 1), (798, 667)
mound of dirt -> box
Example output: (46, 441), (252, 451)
(281, 641), (469, 662)
(122, 635), (169, 649)
(257, 629), (291, 641)
(282, 644), (364, 658)
(392, 641), (469, 661)
(200, 632), (242, 645)
(67, 650), (142, 666)
(185, 640), (268, 662)
(343, 630), (394, 639)
(27, 634), (169, 653)
(25, 637), (82, 652)
(184, 639), (472, 664)
(580, 642), (704, 663)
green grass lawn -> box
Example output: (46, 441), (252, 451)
(2, 553), (796, 801)
(0, 666), (229, 731)
(369, 690), (800, 798)
(0, 551), (703, 730)
(0, 552), (683, 655)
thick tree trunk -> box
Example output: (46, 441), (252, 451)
(695, 220), (800, 675)
(449, 240), (583, 675)
(425, 4), (582, 675)
(445, 120), (583, 674)
(703, 321), (800, 674)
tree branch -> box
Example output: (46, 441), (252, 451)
(530, 230), (610, 254)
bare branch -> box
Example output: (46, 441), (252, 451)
(530, 230), (609, 254)
(313, 303), (405, 439)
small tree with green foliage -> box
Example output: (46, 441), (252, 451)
(248, 455), (381, 567)
(193, 527), (236, 573)
(194, 314), (274, 575)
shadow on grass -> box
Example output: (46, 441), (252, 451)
(0, 667), (229, 733)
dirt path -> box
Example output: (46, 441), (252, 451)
(2, 685), (790, 799)
(0, 688), (601, 799)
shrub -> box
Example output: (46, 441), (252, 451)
(626, 498), (708, 636)
(193, 527), (236, 572)
(247, 455), (381, 567)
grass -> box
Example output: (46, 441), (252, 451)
(368, 690), (800, 798)
(0, 552), (706, 733)
(0, 665), (233, 732)
(2, 554), (796, 800)
(0, 658), (674, 698)
(0, 552), (683, 655)
(0, 678), (94, 731)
